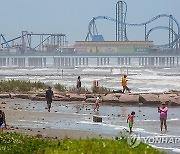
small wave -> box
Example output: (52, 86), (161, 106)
(173, 148), (180, 153)
(18, 120), (48, 124)
(134, 128), (145, 132)
(72, 113), (88, 116)
(137, 119), (158, 122)
(78, 121), (125, 129)
(138, 119), (179, 122)
(150, 144), (180, 153)
(169, 118), (179, 121)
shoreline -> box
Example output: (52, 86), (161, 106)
(1, 98), (180, 153)
(7, 127), (103, 140)
(0, 91), (179, 106)
(3, 106), (110, 140)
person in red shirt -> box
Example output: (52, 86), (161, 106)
(94, 96), (101, 111)
(127, 111), (135, 133)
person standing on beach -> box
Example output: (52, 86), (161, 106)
(122, 74), (131, 93)
(158, 102), (168, 132)
(45, 87), (54, 112)
(94, 96), (101, 111)
(0, 107), (7, 132)
(127, 111), (135, 133)
(76, 76), (81, 94)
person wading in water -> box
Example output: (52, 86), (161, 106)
(158, 102), (168, 132)
(45, 87), (54, 112)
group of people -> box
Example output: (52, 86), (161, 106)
(76, 74), (131, 94)
(127, 102), (168, 133)
(0, 89), (169, 134)
(76, 76), (100, 111)
(45, 75), (168, 134)
(122, 74), (168, 133)
(44, 78), (168, 134)
(0, 73), (169, 134)
(0, 74), (169, 136)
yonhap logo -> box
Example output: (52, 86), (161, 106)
(127, 133), (141, 148)
(117, 129), (141, 148)
(142, 136), (180, 144)
(116, 129), (180, 148)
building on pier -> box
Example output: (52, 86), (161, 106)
(74, 41), (154, 54)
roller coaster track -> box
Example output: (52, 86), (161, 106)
(146, 26), (179, 48)
(156, 33), (180, 48)
(146, 26), (178, 40)
(85, 14), (180, 48)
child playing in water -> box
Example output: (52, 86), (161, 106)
(127, 111), (135, 133)
(94, 96), (101, 111)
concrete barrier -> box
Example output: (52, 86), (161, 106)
(93, 115), (102, 122)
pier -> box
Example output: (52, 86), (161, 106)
(0, 54), (179, 68)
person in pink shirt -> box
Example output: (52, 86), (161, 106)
(127, 111), (135, 133)
(158, 102), (168, 132)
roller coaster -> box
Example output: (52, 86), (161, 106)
(0, 1), (179, 53)
(85, 1), (180, 50)
(0, 31), (68, 54)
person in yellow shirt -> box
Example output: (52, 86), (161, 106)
(122, 74), (131, 93)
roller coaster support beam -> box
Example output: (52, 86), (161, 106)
(116, 1), (127, 41)
(145, 24), (147, 41)
(169, 15), (174, 49)
(0, 34), (10, 49)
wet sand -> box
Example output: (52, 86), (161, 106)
(1, 98), (180, 153)
(5, 110), (104, 139)
(8, 126), (101, 139)
(1, 99), (111, 139)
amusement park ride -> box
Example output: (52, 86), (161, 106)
(0, 1), (180, 54)
(85, 1), (180, 51)
(0, 31), (68, 54)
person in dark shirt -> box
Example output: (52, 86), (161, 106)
(76, 76), (81, 95)
(0, 107), (7, 132)
(45, 87), (54, 112)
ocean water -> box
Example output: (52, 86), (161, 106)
(0, 65), (179, 93)
(1, 61), (179, 153)
(4, 99), (180, 153)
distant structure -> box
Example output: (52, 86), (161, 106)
(0, 1), (180, 55)
(85, 1), (180, 52)
(116, 1), (127, 41)
(0, 31), (74, 54)
(92, 35), (104, 42)
(75, 41), (153, 54)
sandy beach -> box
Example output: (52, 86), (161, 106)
(1, 98), (110, 139)
(1, 98), (180, 153)
(5, 110), (102, 139)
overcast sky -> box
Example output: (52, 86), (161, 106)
(0, 0), (180, 45)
